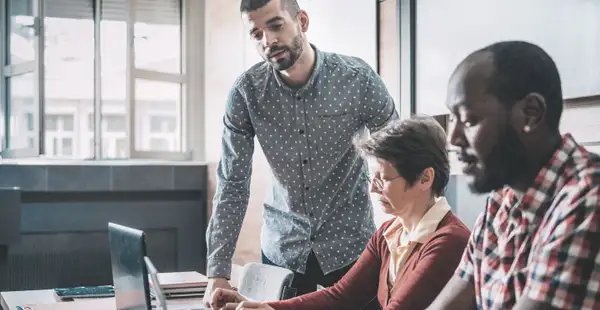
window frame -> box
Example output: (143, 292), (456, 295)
(0, 0), (44, 158)
(126, 0), (189, 160)
(0, 0), (194, 160)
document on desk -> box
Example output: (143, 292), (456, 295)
(17, 298), (116, 310)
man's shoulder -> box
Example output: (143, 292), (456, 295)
(232, 61), (272, 94)
(321, 51), (375, 77)
(567, 142), (600, 186)
(552, 145), (600, 212)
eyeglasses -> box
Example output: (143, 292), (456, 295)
(370, 175), (402, 190)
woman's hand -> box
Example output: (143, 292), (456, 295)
(209, 288), (247, 309)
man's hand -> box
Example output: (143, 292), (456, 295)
(203, 278), (234, 308)
(221, 301), (274, 310)
(209, 288), (247, 309)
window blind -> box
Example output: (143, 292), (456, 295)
(11, 0), (181, 25)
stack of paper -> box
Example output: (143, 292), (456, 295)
(150, 271), (208, 299)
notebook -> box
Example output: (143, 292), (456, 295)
(151, 272), (208, 290)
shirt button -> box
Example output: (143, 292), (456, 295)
(299, 129), (305, 135)
(303, 159), (308, 164)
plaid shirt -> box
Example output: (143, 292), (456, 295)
(456, 134), (600, 309)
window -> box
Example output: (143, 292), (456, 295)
(7, 73), (37, 150)
(48, 136), (73, 156)
(25, 112), (34, 131)
(134, 80), (182, 152)
(46, 114), (74, 132)
(150, 115), (176, 133)
(1, 0), (187, 159)
(88, 113), (126, 133)
(149, 138), (169, 151)
(45, 113), (75, 157)
(105, 115), (126, 132)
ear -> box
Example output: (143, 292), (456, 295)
(419, 168), (435, 192)
(511, 92), (546, 134)
(297, 10), (309, 32)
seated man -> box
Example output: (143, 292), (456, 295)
(210, 116), (471, 310)
(427, 41), (600, 310)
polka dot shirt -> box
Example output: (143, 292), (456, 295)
(206, 45), (398, 278)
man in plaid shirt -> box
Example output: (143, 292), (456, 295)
(428, 41), (600, 310)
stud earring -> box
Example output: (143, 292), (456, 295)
(523, 125), (531, 133)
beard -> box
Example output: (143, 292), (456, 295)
(469, 124), (529, 194)
(265, 33), (304, 71)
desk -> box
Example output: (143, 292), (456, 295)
(1, 266), (242, 310)
(1, 292), (203, 310)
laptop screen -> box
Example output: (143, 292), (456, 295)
(145, 256), (168, 309)
(108, 222), (151, 310)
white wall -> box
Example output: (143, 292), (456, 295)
(300, 0), (377, 70)
(241, 0), (378, 71)
(416, 0), (600, 116)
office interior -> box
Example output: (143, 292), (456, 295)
(0, 0), (599, 294)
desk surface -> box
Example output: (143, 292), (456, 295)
(1, 292), (204, 310)
(1, 266), (242, 310)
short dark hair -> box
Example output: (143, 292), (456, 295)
(355, 116), (450, 197)
(240, 0), (300, 16)
(476, 41), (563, 131)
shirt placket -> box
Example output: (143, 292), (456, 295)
(294, 90), (318, 242)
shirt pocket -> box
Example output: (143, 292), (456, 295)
(309, 113), (359, 153)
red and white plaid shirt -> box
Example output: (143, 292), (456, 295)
(456, 134), (600, 309)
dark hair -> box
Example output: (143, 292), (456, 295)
(477, 41), (563, 131)
(240, 0), (300, 16)
(355, 116), (450, 197)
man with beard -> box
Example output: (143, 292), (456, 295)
(427, 41), (600, 310)
(203, 0), (397, 307)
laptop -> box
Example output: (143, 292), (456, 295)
(108, 222), (204, 310)
(144, 256), (168, 309)
(108, 222), (151, 310)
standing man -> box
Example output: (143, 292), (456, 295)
(203, 0), (397, 307)
(428, 41), (600, 309)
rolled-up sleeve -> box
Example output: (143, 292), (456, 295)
(455, 211), (485, 283)
(206, 85), (255, 278)
(360, 66), (398, 132)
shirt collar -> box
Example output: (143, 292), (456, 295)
(509, 133), (579, 214)
(383, 197), (451, 250)
(271, 43), (324, 92)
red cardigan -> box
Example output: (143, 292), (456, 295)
(267, 212), (470, 310)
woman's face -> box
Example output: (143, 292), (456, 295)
(368, 157), (430, 217)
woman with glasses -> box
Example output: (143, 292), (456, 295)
(210, 116), (471, 310)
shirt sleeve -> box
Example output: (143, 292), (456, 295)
(205, 85), (255, 278)
(267, 228), (383, 310)
(359, 64), (398, 132)
(455, 211), (486, 283)
(524, 184), (600, 309)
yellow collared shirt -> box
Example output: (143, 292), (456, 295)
(382, 197), (451, 284)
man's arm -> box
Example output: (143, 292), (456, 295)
(427, 212), (486, 310)
(427, 275), (476, 310)
(206, 85), (255, 279)
(515, 184), (600, 310)
(360, 64), (399, 132)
